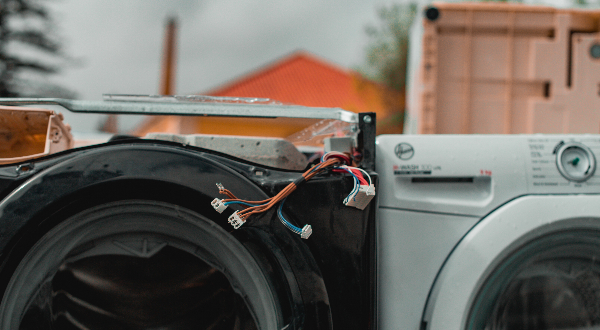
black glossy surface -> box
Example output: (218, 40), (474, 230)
(278, 175), (378, 329)
(47, 246), (256, 329)
(359, 112), (376, 172)
(0, 139), (376, 329)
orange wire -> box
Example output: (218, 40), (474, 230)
(226, 157), (342, 221)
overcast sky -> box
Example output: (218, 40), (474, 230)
(42, 0), (406, 133)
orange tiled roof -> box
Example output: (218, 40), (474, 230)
(206, 51), (382, 112)
(132, 51), (403, 136)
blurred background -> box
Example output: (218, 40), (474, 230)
(0, 0), (596, 138)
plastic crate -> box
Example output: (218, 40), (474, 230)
(410, 2), (600, 134)
(0, 106), (73, 164)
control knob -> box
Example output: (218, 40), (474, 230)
(556, 142), (596, 182)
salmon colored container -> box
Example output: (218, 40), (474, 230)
(0, 106), (73, 164)
(412, 2), (600, 134)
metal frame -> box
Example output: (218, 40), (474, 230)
(358, 112), (376, 172)
(0, 95), (358, 123)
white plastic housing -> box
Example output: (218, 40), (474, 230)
(228, 211), (244, 229)
(300, 225), (312, 239)
(211, 198), (227, 213)
(345, 184), (376, 210)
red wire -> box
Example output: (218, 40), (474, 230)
(351, 168), (368, 185)
(324, 153), (351, 165)
(333, 167), (368, 185)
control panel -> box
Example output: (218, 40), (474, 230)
(377, 135), (600, 217)
(527, 137), (600, 192)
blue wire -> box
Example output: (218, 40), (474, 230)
(337, 167), (360, 201)
(308, 161), (325, 175)
(224, 201), (266, 207)
(278, 198), (302, 235)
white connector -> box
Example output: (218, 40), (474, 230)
(228, 211), (245, 229)
(211, 198), (227, 213)
(300, 225), (313, 239)
(344, 184), (376, 210)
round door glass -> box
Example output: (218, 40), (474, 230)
(468, 229), (600, 330)
(0, 201), (284, 329)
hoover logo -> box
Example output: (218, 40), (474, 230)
(395, 143), (414, 160)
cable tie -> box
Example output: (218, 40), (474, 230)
(293, 175), (306, 187)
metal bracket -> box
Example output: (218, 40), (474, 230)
(358, 113), (376, 171)
(0, 95), (359, 123)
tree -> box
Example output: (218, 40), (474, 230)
(361, 3), (417, 93)
(0, 0), (74, 97)
(572, 0), (599, 7)
(357, 3), (417, 134)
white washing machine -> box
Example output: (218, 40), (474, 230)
(376, 135), (600, 330)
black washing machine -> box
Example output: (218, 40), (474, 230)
(0, 117), (377, 329)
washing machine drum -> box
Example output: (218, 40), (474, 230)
(424, 196), (600, 330)
(474, 230), (600, 330)
(0, 201), (290, 329)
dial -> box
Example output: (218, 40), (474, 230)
(556, 142), (596, 182)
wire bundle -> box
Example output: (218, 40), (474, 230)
(334, 165), (372, 205)
(221, 156), (342, 219)
(212, 151), (373, 239)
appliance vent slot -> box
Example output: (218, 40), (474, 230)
(411, 177), (474, 183)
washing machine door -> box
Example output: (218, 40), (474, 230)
(423, 195), (600, 330)
(0, 201), (297, 329)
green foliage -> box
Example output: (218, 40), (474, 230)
(362, 3), (417, 92)
(571, 0), (599, 8)
(0, 0), (74, 97)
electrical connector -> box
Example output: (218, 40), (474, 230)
(211, 198), (227, 213)
(228, 211), (245, 229)
(216, 183), (225, 192)
(344, 184), (376, 210)
(300, 225), (312, 239)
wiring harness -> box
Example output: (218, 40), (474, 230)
(211, 151), (375, 239)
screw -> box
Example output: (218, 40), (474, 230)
(363, 115), (372, 124)
(425, 6), (440, 21)
(16, 163), (34, 175)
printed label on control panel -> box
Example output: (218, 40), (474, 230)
(532, 182), (559, 186)
(527, 138), (600, 190)
(527, 139), (566, 187)
(393, 164), (441, 175)
(480, 169), (492, 176)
